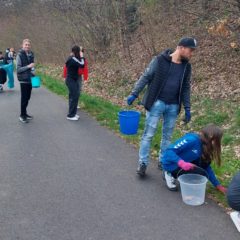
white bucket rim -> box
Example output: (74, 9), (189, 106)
(178, 173), (208, 186)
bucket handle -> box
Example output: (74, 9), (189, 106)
(177, 165), (209, 180)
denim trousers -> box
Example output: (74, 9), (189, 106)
(139, 100), (179, 165)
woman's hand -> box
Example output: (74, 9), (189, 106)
(80, 51), (84, 58)
(216, 185), (227, 194)
(28, 63), (35, 69)
(178, 159), (195, 171)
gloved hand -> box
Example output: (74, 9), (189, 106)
(184, 108), (191, 123)
(127, 94), (137, 105)
(178, 159), (194, 171)
(216, 185), (227, 194)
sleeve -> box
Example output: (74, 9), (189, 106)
(163, 136), (196, 164)
(83, 59), (88, 81)
(205, 165), (220, 187)
(72, 57), (84, 68)
(63, 64), (67, 78)
(131, 57), (158, 97)
(16, 55), (30, 74)
(182, 63), (191, 110)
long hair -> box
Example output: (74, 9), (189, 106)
(200, 124), (223, 166)
(71, 45), (80, 60)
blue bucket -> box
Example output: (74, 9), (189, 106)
(31, 76), (41, 88)
(118, 110), (140, 135)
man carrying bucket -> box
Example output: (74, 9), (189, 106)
(16, 39), (35, 123)
(127, 37), (196, 177)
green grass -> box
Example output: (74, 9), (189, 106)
(38, 70), (240, 208)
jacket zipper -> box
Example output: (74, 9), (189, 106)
(178, 63), (188, 106)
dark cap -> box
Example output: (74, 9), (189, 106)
(178, 37), (197, 49)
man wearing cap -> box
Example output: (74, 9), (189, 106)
(127, 37), (197, 177)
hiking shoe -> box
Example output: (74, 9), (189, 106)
(67, 116), (79, 121)
(19, 116), (29, 123)
(137, 163), (147, 177)
(163, 171), (178, 191)
(25, 114), (33, 120)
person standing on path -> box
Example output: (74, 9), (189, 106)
(16, 39), (35, 123)
(127, 37), (197, 176)
(227, 172), (240, 231)
(65, 45), (85, 121)
(0, 51), (7, 91)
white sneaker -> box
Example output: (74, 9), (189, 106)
(67, 116), (79, 121)
(230, 211), (240, 232)
(77, 105), (80, 109)
(75, 114), (80, 119)
(164, 171), (178, 191)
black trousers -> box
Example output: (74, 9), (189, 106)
(227, 172), (240, 211)
(66, 77), (82, 117)
(20, 83), (32, 117)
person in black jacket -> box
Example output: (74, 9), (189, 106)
(16, 39), (35, 123)
(0, 51), (7, 91)
(227, 172), (240, 231)
(227, 172), (240, 210)
(127, 37), (197, 176)
(65, 45), (85, 121)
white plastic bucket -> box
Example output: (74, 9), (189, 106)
(178, 174), (208, 206)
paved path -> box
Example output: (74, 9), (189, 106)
(0, 82), (238, 239)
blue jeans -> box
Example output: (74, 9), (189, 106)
(139, 100), (179, 165)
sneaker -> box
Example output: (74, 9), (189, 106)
(25, 114), (33, 120)
(19, 116), (29, 123)
(230, 211), (240, 232)
(75, 114), (80, 119)
(77, 105), (80, 109)
(136, 163), (147, 177)
(164, 171), (178, 191)
(67, 116), (79, 121)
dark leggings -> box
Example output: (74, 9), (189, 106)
(20, 83), (32, 117)
(66, 77), (82, 117)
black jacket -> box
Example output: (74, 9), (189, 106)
(131, 49), (191, 112)
(66, 56), (85, 81)
(16, 49), (34, 82)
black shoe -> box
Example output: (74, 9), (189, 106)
(25, 114), (33, 120)
(158, 161), (163, 170)
(137, 163), (147, 177)
(19, 116), (29, 123)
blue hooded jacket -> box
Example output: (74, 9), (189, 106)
(162, 133), (220, 187)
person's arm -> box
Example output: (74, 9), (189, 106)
(205, 165), (220, 187)
(16, 55), (31, 74)
(205, 165), (227, 193)
(131, 57), (158, 97)
(182, 63), (191, 110)
(72, 57), (84, 68)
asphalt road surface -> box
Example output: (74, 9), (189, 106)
(0, 82), (238, 240)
